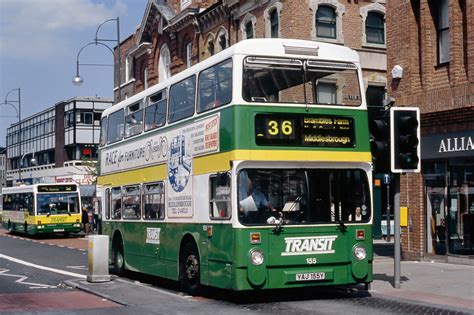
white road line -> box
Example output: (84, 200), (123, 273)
(0, 254), (86, 279)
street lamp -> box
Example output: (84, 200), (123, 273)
(19, 149), (37, 184)
(72, 17), (122, 101)
(0, 88), (22, 181)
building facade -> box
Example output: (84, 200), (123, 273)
(114, 0), (387, 108)
(5, 96), (112, 207)
(387, 0), (473, 261)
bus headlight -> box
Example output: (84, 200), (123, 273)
(353, 245), (367, 261)
(249, 249), (264, 266)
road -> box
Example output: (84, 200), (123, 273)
(0, 229), (467, 314)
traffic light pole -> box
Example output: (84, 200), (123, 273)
(393, 173), (401, 289)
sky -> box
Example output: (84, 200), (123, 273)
(0, 0), (148, 146)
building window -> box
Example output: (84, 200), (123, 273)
(245, 22), (253, 39)
(316, 82), (337, 104)
(215, 28), (229, 53)
(270, 9), (279, 38)
(366, 86), (385, 107)
(366, 12), (385, 44)
(208, 41), (215, 56)
(143, 68), (149, 89)
(78, 111), (93, 125)
(185, 42), (192, 68)
(316, 5), (336, 39)
(264, 3), (282, 38)
(158, 44), (171, 83)
(241, 13), (256, 40)
(437, 0), (450, 64)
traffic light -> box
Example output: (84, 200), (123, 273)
(390, 107), (420, 173)
(369, 109), (390, 173)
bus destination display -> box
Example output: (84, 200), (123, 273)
(255, 113), (355, 147)
(37, 185), (77, 193)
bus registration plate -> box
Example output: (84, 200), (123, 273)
(296, 272), (325, 281)
(53, 229), (64, 232)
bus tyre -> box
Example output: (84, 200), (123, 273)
(179, 242), (201, 295)
(113, 242), (125, 276)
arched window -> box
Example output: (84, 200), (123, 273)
(270, 9), (279, 38)
(185, 42), (192, 68)
(366, 12), (385, 44)
(158, 44), (171, 83)
(245, 22), (253, 39)
(316, 5), (336, 39)
(215, 28), (229, 53)
(240, 13), (256, 39)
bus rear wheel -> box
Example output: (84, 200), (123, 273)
(113, 241), (125, 276)
(179, 242), (201, 295)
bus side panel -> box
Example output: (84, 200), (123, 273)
(206, 223), (234, 289)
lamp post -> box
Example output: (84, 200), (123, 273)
(72, 17), (121, 101)
(1, 88), (22, 182)
(20, 149), (37, 184)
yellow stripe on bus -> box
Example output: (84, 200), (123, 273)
(98, 150), (371, 186)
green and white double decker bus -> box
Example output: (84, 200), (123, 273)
(2, 183), (82, 235)
(98, 38), (373, 294)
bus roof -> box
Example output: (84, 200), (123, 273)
(102, 38), (360, 118)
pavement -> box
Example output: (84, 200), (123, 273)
(64, 239), (474, 314)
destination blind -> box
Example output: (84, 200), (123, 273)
(255, 113), (355, 147)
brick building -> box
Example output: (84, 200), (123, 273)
(114, 0), (387, 109)
(113, 0), (391, 234)
(387, 0), (473, 261)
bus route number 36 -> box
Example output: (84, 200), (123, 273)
(267, 120), (293, 137)
(306, 257), (317, 264)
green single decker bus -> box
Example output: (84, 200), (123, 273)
(97, 38), (373, 294)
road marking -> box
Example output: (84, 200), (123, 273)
(0, 254), (86, 279)
(66, 265), (87, 270)
(0, 269), (57, 289)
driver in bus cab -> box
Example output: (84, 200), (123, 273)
(239, 170), (276, 218)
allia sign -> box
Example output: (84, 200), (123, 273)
(438, 136), (473, 153)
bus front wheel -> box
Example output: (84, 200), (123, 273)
(113, 240), (125, 276)
(179, 242), (201, 295)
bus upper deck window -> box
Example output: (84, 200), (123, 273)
(100, 116), (108, 146)
(125, 102), (144, 138)
(145, 90), (167, 131)
(198, 59), (232, 113)
(107, 109), (124, 144)
(169, 76), (196, 123)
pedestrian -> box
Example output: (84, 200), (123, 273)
(82, 206), (90, 234)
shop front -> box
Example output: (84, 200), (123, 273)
(422, 131), (474, 256)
